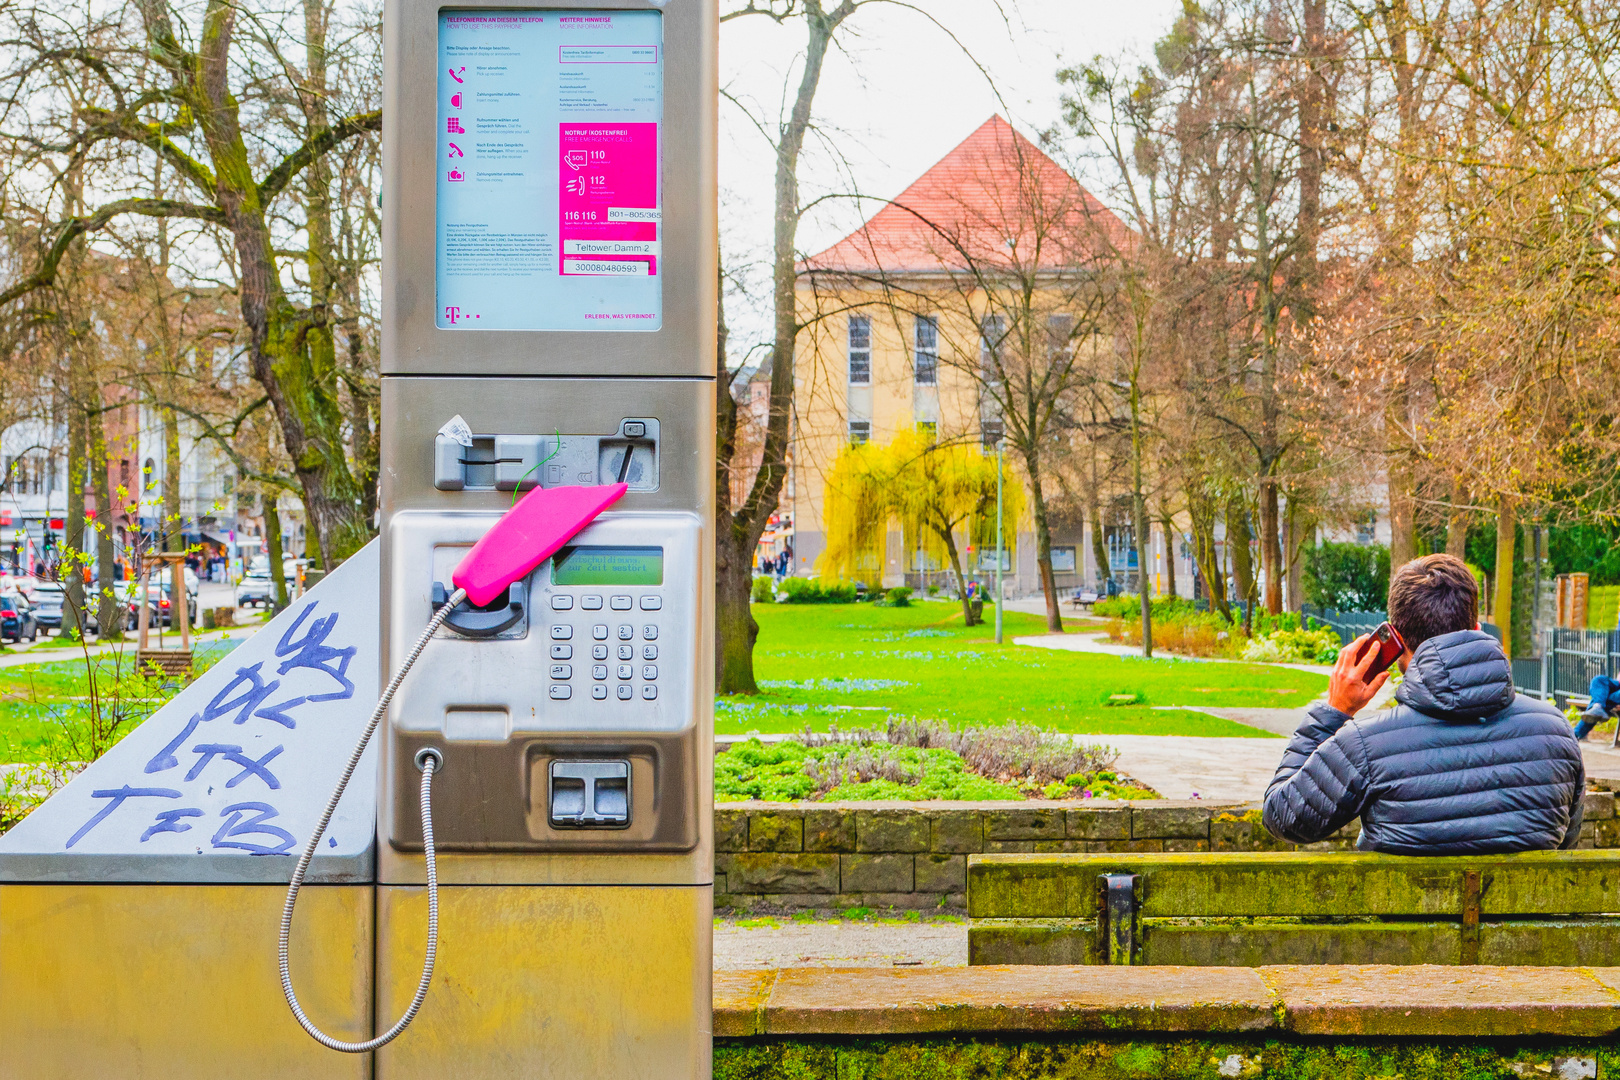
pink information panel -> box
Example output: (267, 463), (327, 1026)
(559, 123), (660, 278)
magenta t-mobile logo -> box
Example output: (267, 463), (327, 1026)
(444, 305), (462, 324)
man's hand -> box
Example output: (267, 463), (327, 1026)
(1327, 633), (1392, 716)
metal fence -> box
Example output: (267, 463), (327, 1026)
(1535, 628), (1620, 707)
(1300, 604), (1385, 644)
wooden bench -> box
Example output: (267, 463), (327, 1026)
(1071, 589), (1099, 611)
(968, 850), (1620, 967)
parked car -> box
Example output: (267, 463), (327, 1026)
(30, 582), (64, 634)
(159, 583), (200, 627)
(1, 592), (37, 643)
(235, 571), (277, 608)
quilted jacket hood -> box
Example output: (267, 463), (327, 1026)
(1395, 629), (1516, 722)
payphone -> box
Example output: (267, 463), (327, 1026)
(282, 0), (716, 1074)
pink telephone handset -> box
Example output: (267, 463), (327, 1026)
(452, 482), (628, 607)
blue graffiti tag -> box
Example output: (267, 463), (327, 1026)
(67, 787), (182, 848)
(275, 604), (356, 702)
(211, 802), (296, 856)
(141, 808), (205, 842)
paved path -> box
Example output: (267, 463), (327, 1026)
(1014, 630), (1334, 676)
(715, 918), (966, 969)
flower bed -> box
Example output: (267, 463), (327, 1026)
(716, 719), (1157, 802)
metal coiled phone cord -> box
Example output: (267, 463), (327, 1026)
(279, 586), (467, 1053)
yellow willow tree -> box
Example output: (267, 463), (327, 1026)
(820, 429), (1022, 626)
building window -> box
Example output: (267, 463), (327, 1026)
(1051, 546), (1077, 573)
(847, 315), (871, 386)
(978, 549), (1011, 572)
(914, 315), (938, 385)
(1047, 313), (1075, 360)
(979, 315), (1004, 384)
(916, 420), (937, 442)
(980, 418), (1004, 448)
(144, 458), (158, 492)
(849, 420), (871, 445)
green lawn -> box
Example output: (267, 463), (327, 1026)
(720, 599), (1325, 738)
(0, 639), (242, 764)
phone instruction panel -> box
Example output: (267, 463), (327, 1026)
(436, 9), (663, 331)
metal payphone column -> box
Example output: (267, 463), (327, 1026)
(378, 0), (715, 1074)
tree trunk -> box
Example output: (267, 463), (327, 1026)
(1086, 444), (1111, 590)
(1227, 496), (1256, 634)
(163, 407), (183, 551)
(1159, 509), (1178, 600)
(90, 412), (123, 641)
(1187, 490), (1228, 620)
(64, 404), (88, 639)
(265, 495), (289, 610)
(1284, 500), (1311, 614)
(1128, 360), (1151, 655)
(1493, 497), (1515, 656)
(1259, 474), (1283, 615)
(1133, 492), (1153, 657)
(1025, 449), (1063, 633)
(189, 0), (369, 570)
(937, 521), (976, 626)
(712, 6), (852, 693)
(1445, 480), (1470, 559)
(1388, 446), (1416, 569)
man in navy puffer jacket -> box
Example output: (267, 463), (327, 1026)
(1264, 553), (1585, 854)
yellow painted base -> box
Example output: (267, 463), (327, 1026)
(0, 884), (372, 1080)
(376, 883), (712, 1079)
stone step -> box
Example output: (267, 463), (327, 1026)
(713, 964), (1620, 1039)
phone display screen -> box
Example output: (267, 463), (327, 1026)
(552, 545), (663, 585)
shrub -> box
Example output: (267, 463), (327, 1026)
(1242, 627), (1342, 665)
(1093, 593), (1201, 622)
(1303, 542), (1390, 611)
(750, 575), (774, 603)
(886, 586), (913, 607)
(1107, 615), (1238, 658)
(778, 577), (858, 604)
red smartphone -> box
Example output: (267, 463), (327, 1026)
(1354, 622), (1406, 671)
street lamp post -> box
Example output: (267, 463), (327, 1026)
(994, 441), (1004, 645)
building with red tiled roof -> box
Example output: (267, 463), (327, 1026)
(774, 116), (1190, 598)
(803, 115), (1131, 277)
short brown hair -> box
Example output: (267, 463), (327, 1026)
(1387, 554), (1480, 651)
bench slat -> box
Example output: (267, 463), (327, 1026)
(969, 917), (1620, 967)
(969, 851), (1620, 918)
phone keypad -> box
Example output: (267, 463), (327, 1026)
(545, 592), (665, 704)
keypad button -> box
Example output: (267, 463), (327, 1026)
(617, 664), (633, 680)
(641, 685), (657, 700)
(618, 644), (633, 660)
(642, 644), (658, 660)
(616, 684), (633, 700)
(592, 685), (608, 700)
(581, 595), (603, 610)
(617, 624), (634, 640)
(640, 595), (662, 610)
(642, 665), (658, 680)
(550, 595), (574, 610)
(550, 664), (572, 680)
(592, 664), (608, 680)
(592, 625), (608, 640)
(610, 595), (632, 610)
(550, 644), (573, 660)
(642, 624), (658, 640)
(550, 625), (572, 640)
(549, 684), (572, 700)
(592, 644), (609, 660)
